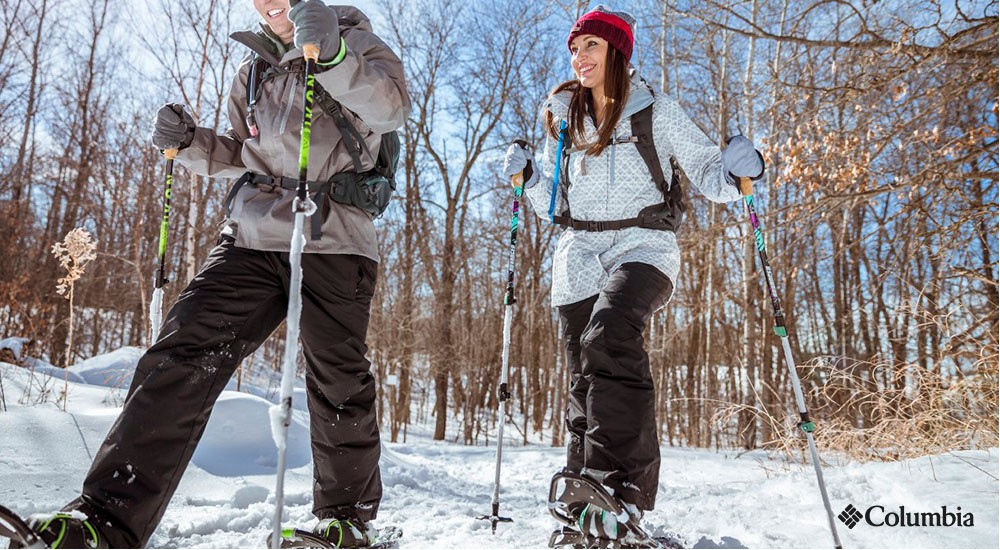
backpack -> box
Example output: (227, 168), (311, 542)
(551, 87), (686, 232)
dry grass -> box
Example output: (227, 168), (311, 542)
(714, 348), (999, 463)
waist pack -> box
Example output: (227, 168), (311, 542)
(226, 171), (392, 240)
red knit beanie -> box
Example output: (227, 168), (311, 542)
(567, 5), (636, 62)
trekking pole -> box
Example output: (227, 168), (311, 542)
(476, 140), (529, 533)
(272, 5), (319, 546)
(149, 148), (177, 345)
(738, 177), (842, 549)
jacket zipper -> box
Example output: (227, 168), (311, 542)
(278, 76), (297, 136)
(608, 129), (616, 220)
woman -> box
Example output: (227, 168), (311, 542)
(15, 1), (409, 548)
(502, 5), (764, 543)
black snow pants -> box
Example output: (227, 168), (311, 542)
(66, 237), (381, 548)
(558, 262), (673, 511)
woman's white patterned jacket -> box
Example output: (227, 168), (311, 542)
(523, 75), (742, 307)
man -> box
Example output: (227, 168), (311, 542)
(20, 1), (409, 547)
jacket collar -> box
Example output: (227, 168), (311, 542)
(230, 26), (286, 67)
(622, 73), (654, 119)
(546, 72), (655, 123)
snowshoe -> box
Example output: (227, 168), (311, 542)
(549, 526), (685, 549)
(0, 505), (108, 549)
(548, 471), (681, 549)
(0, 505), (45, 549)
(266, 520), (402, 549)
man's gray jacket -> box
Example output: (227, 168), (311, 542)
(176, 5), (410, 261)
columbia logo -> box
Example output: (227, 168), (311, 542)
(839, 504), (863, 529)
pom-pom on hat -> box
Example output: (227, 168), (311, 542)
(567, 5), (637, 62)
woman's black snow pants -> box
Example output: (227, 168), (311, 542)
(65, 237), (381, 548)
(557, 262), (673, 512)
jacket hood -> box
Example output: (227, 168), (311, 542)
(332, 5), (373, 33)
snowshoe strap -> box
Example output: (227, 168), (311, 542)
(548, 472), (664, 547)
(548, 471), (627, 528)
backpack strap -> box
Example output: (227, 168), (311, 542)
(245, 54), (271, 137)
(548, 121), (569, 222)
(314, 91), (374, 173)
(631, 104), (668, 196)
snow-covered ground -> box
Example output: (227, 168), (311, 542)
(0, 347), (997, 549)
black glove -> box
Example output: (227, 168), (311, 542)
(288, 0), (342, 64)
(151, 104), (195, 151)
(722, 135), (765, 184)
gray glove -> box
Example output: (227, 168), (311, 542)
(722, 135), (765, 182)
(288, 0), (342, 63)
(151, 104), (195, 151)
(502, 142), (539, 189)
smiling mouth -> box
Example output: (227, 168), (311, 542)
(267, 8), (285, 18)
(579, 64), (595, 78)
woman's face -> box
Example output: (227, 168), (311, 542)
(570, 34), (609, 92)
(253, 0), (293, 39)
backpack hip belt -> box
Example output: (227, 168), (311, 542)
(551, 210), (677, 232)
(224, 169), (391, 240)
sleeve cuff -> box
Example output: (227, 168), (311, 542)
(317, 37), (347, 68)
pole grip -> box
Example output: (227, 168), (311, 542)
(164, 148), (178, 161)
(739, 176), (753, 196)
(303, 43), (320, 62)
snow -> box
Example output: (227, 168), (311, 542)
(194, 393), (311, 477)
(0, 338), (31, 361)
(0, 353), (997, 549)
(68, 347), (144, 389)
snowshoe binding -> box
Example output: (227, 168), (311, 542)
(547, 471), (683, 549)
(266, 518), (402, 549)
(0, 505), (108, 549)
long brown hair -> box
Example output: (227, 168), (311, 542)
(545, 45), (631, 157)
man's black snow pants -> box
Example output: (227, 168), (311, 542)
(557, 262), (673, 512)
(67, 237), (381, 548)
